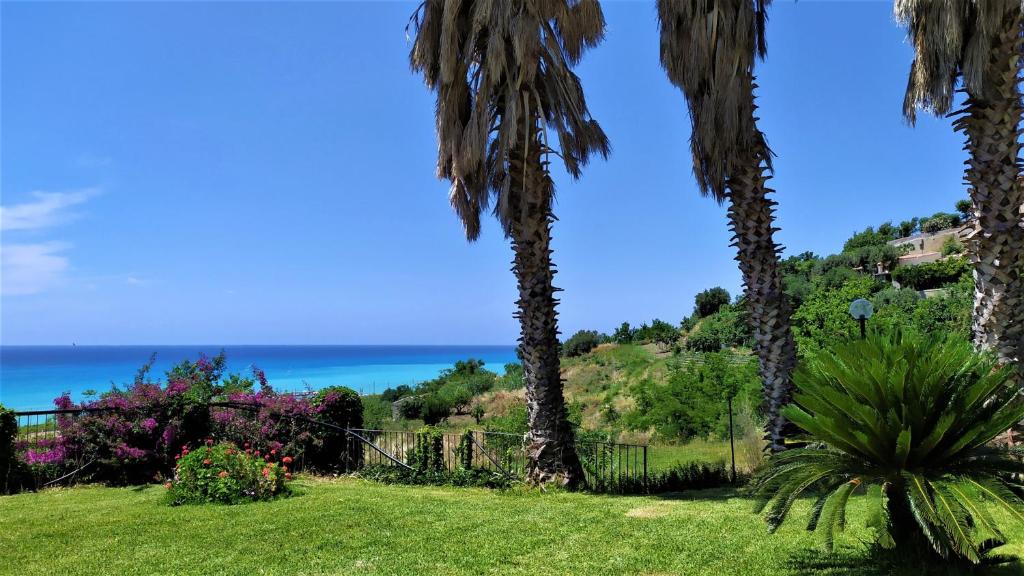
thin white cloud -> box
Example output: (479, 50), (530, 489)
(0, 188), (98, 231)
(0, 242), (71, 295)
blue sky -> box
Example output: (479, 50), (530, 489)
(1, 1), (968, 345)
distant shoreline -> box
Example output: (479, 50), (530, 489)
(0, 344), (520, 412)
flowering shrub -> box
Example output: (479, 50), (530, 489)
(166, 440), (291, 505)
(15, 352), (364, 487)
(308, 386), (363, 471)
(210, 385), (363, 473)
(37, 356), (220, 485)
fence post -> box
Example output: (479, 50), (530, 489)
(643, 445), (648, 488)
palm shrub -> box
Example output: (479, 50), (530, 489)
(752, 331), (1024, 565)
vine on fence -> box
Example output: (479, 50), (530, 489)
(408, 426), (444, 472)
(456, 430), (474, 470)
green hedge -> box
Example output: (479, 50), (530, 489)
(892, 257), (970, 290)
(0, 405), (25, 494)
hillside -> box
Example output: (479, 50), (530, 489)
(362, 198), (975, 473)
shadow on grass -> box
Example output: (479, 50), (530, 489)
(650, 487), (741, 501)
(785, 547), (1024, 576)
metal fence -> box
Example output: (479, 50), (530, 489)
(13, 408), (648, 492)
(13, 408), (113, 451)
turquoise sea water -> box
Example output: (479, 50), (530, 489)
(0, 345), (519, 411)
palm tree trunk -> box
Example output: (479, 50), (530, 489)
(508, 118), (585, 488)
(954, 9), (1023, 384)
(726, 151), (798, 453)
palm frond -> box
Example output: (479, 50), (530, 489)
(410, 0), (609, 239)
(895, 0), (1023, 122)
(656, 0), (772, 203)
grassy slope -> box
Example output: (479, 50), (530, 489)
(4, 479), (1023, 576)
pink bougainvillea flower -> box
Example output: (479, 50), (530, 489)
(206, 438), (214, 446)
(254, 450), (260, 457)
(282, 456), (293, 465)
(218, 471), (229, 478)
(270, 449), (277, 455)
(203, 459), (212, 466)
(262, 468), (270, 477)
(285, 473), (292, 480)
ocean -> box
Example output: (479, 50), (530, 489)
(0, 345), (520, 411)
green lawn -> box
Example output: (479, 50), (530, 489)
(3, 478), (1023, 576)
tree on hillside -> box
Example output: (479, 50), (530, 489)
(897, 0), (1023, 384)
(657, 0), (798, 451)
(409, 0), (609, 487)
(612, 322), (634, 344)
(694, 287), (731, 318)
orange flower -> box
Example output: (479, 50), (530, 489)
(262, 467), (270, 477)
(203, 459), (212, 466)
(164, 482), (172, 489)
(282, 456), (293, 464)
(218, 471), (229, 478)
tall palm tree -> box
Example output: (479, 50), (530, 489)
(409, 0), (609, 486)
(896, 0), (1023, 384)
(657, 0), (797, 452)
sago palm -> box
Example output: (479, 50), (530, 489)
(409, 0), (609, 487)
(896, 0), (1023, 384)
(657, 0), (798, 451)
(753, 332), (1024, 564)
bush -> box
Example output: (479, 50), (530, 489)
(562, 330), (602, 357)
(752, 331), (1024, 565)
(921, 213), (960, 233)
(307, 386), (363, 471)
(361, 396), (393, 429)
(420, 394), (453, 425)
(623, 355), (760, 441)
(694, 287), (731, 318)
(495, 363), (524, 391)
(166, 441), (291, 505)
(892, 257), (970, 290)
(955, 199), (973, 220)
(685, 305), (751, 352)
(17, 355), (372, 486)
(1, 405), (26, 494)
(941, 235), (965, 256)
(633, 319), (680, 350)
(612, 322), (635, 344)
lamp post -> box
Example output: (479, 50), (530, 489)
(849, 298), (874, 339)
(727, 394), (736, 482)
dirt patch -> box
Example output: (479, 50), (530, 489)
(625, 504), (672, 519)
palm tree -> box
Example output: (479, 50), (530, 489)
(896, 0), (1023, 384)
(657, 0), (797, 451)
(408, 0), (609, 486)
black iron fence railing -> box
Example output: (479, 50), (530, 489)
(12, 407), (648, 492)
(14, 408), (115, 452)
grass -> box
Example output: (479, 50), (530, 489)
(4, 478), (1024, 575)
(645, 439), (733, 470)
